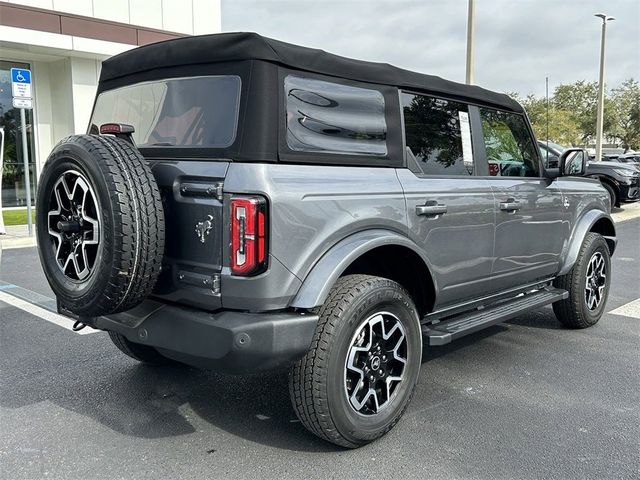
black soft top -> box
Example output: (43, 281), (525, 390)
(100, 32), (522, 113)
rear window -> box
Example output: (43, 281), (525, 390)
(284, 75), (387, 156)
(90, 76), (241, 148)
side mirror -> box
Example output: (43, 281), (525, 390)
(560, 148), (588, 176)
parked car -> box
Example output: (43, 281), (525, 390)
(606, 154), (640, 170)
(586, 161), (640, 208)
(621, 153), (640, 164)
(35, 33), (617, 448)
(537, 140), (565, 168)
(539, 142), (639, 208)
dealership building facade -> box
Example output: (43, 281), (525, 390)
(0, 0), (221, 208)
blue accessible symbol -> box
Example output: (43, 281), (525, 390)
(11, 68), (31, 84)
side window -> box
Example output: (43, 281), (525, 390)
(401, 93), (474, 176)
(284, 75), (387, 156)
(479, 108), (540, 177)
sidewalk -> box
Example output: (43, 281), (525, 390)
(0, 224), (37, 249)
(1, 202), (639, 251)
(611, 201), (640, 224)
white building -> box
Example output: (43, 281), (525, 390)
(0, 0), (221, 208)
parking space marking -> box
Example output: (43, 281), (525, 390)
(608, 298), (640, 319)
(0, 290), (99, 335)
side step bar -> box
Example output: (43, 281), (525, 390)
(422, 287), (568, 346)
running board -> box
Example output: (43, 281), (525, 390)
(422, 287), (568, 346)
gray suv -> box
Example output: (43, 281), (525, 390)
(35, 33), (616, 448)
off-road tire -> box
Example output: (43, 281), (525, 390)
(553, 233), (611, 328)
(289, 274), (422, 448)
(108, 331), (176, 366)
(36, 135), (165, 317)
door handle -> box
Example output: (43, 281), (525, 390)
(416, 202), (447, 217)
(499, 199), (521, 212)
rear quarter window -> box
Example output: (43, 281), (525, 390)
(284, 75), (387, 156)
(90, 75), (241, 148)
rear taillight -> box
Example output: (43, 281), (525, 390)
(230, 196), (267, 276)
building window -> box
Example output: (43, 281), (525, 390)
(401, 92), (474, 175)
(1, 60), (37, 209)
(285, 75), (387, 156)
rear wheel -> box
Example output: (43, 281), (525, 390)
(289, 274), (422, 448)
(553, 233), (611, 328)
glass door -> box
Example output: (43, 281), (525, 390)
(0, 60), (37, 208)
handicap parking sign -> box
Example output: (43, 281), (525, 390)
(11, 68), (31, 84)
(11, 68), (32, 100)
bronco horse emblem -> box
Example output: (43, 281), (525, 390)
(195, 215), (214, 243)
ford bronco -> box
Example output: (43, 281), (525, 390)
(36, 33), (616, 448)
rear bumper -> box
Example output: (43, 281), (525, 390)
(93, 300), (318, 373)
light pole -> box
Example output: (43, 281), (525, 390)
(465, 0), (475, 84)
(594, 13), (614, 161)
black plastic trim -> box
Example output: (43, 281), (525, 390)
(93, 300), (319, 373)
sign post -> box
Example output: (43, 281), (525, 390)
(11, 68), (33, 237)
(0, 127), (6, 235)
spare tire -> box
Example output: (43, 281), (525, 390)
(36, 135), (165, 317)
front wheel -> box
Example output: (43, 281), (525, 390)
(602, 182), (617, 212)
(553, 233), (611, 328)
(289, 274), (422, 448)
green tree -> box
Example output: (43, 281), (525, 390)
(611, 78), (640, 151)
(514, 93), (582, 147)
(552, 80), (615, 144)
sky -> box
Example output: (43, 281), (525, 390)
(222, 0), (639, 97)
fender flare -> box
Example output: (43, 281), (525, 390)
(557, 210), (616, 276)
(290, 229), (435, 309)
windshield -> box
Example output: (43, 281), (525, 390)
(546, 141), (566, 153)
(89, 76), (241, 148)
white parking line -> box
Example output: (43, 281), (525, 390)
(609, 298), (640, 319)
(0, 290), (99, 335)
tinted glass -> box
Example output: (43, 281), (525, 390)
(564, 151), (585, 175)
(90, 76), (241, 148)
(479, 108), (540, 177)
(285, 75), (387, 155)
(401, 93), (474, 175)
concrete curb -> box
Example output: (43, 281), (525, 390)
(0, 225), (37, 250)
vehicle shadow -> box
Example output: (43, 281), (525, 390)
(0, 344), (337, 452)
(421, 324), (509, 363)
(1, 328), (512, 453)
(0, 311), (561, 453)
(505, 306), (562, 330)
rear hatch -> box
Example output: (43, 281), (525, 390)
(90, 75), (242, 310)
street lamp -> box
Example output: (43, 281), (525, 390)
(465, 0), (475, 84)
(594, 13), (615, 162)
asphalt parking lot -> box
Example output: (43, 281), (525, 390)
(1, 219), (639, 480)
